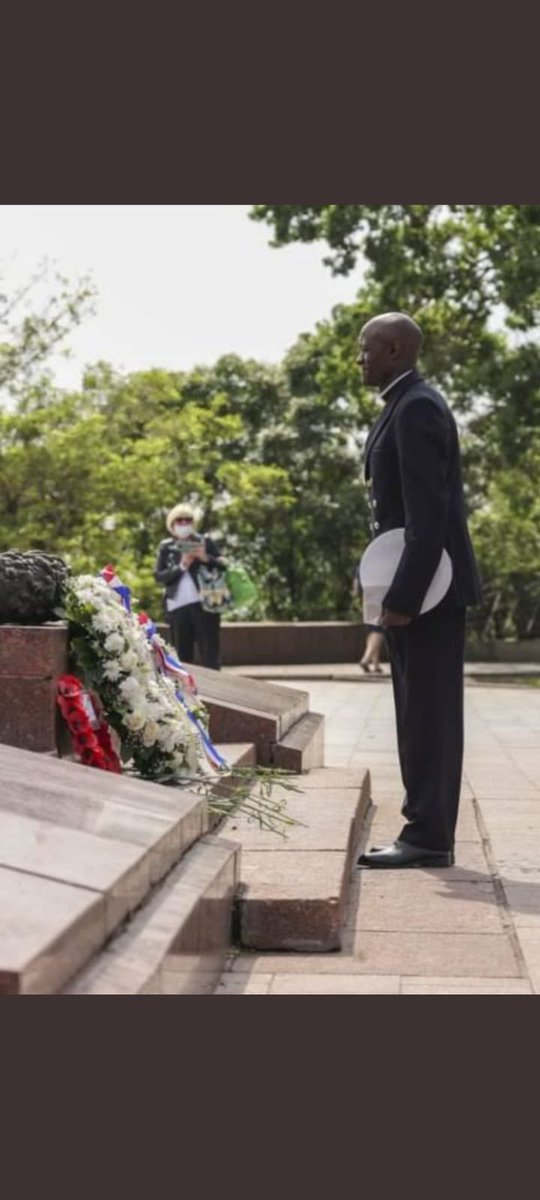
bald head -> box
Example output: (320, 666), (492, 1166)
(356, 312), (423, 391)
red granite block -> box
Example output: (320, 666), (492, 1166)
(0, 678), (61, 752)
(205, 701), (278, 766)
(0, 625), (69, 678)
(0, 625), (69, 752)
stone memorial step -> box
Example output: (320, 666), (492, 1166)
(273, 712), (325, 773)
(0, 742), (206, 865)
(220, 767), (371, 952)
(214, 742), (257, 770)
(0, 741), (258, 993)
(0, 866), (106, 995)
(0, 744), (207, 993)
(65, 836), (240, 995)
(185, 664), (311, 766)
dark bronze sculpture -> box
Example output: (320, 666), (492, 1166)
(0, 551), (69, 624)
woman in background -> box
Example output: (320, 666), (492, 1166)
(359, 629), (384, 673)
(352, 562), (385, 674)
(154, 503), (226, 670)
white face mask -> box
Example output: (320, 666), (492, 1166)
(174, 522), (194, 538)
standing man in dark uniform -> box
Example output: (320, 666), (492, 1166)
(356, 313), (482, 868)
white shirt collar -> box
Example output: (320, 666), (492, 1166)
(380, 368), (414, 399)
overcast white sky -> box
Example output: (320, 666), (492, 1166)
(0, 205), (363, 388)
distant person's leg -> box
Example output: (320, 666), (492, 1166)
(169, 605), (196, 663)
(200, 611), (221, 670)
(360, 629), (385, 672)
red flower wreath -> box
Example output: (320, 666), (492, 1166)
(57, 674), (122, 773)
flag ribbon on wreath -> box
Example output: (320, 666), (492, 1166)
(100, 564), (132, 613)
(137, 612), (229, 771)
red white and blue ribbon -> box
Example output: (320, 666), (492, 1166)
(175, 691), (230, 771)
(137, 612), (197, 694)
(100, 564), (132, 613)
(136, 612), (229, 772)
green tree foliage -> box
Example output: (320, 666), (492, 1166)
(251, 206), (540, 319)
(0, 352), (370, 621)
(469, 435), (540, 639)
(0, 357), (292, 616)
(251, 205), (540, 637)
(0, 267), (373, 622)
(0, 262), (95, 401)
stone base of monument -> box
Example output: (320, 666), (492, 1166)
(0, 625), (69, 752)
(0, 628), (325, 769)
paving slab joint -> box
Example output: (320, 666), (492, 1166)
(470, 792), (532, 986)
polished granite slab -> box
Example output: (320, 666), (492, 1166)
(0, 745), (212, 993)
(0, 865), (105, 994)
(0, 808), (155, 933)
(181, 664), (309, 729)
(66, 836), (240, 995)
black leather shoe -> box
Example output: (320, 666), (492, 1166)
(357, 840), (454, 869)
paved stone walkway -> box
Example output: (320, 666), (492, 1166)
(217, 680), (540, 994)
(227, 662), (540, 682)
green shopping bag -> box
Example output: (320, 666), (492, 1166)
(225, 564), (258, 610)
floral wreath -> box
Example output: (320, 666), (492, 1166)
(56, 566), (229, 784)
(57, 675), (122, 772)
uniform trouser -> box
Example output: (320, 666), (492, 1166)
(168, 602), (221, 670)
(383, 591), (466, 853)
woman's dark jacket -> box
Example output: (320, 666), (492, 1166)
(154, 535), (226, 613)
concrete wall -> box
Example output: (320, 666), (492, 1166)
(158, 621), (540, 666)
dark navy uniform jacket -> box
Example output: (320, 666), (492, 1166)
(363, 369), (482, 617)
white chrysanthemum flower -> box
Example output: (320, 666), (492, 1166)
(119, 650), (139, 671)
(125, 711), (146, 733)
(119, 676), (141, 698)
(156, 724), (175, 751)
(103, 660), (122, 682)
(77, 591), (98, 607)
(104, 632), (125, 655)
(91, 611), (117, 634)
(170, 749), (190, 770)
(189, 738), (202, 762)
(145, 709), (165, 729)
(142, 720), (160, 747)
